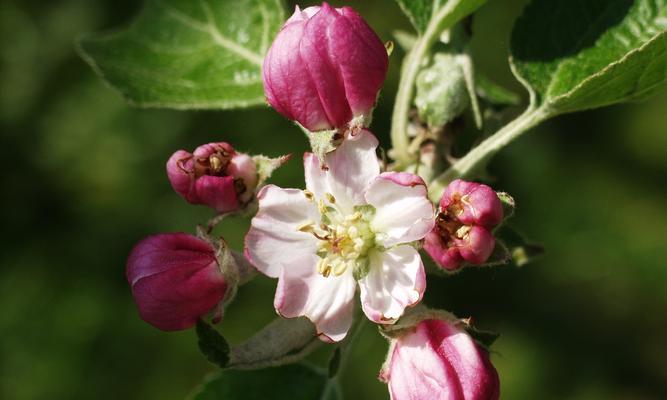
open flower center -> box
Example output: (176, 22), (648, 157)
(299, 191), (374, 278)
(435, 201), (471, 245)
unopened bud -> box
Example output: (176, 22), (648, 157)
(166, 142), (258, 213)
(263, 3), (388, 132)
(126, 233), (228, 331)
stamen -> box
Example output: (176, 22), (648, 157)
(318, 199), (328, 215)
(345, 212), (362, 222)
(303, 190), (314, 201)
(333, 260), (347, 276)
(455, 225), (471, 239)
(325, 192), (336, 204)
(297, 222), (315, 233)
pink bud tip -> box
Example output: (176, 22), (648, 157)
(126, 233), (228, 331)
(166, 142), (257, 213)
(381, 319), (500, 400)
(263, 2), (388, 132)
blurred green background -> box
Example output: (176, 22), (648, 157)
(1, 0), (666, 399)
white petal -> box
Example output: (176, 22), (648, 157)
(245, 185), (319, 278)
(365, 172), (435, 247)
(274, 254), (357, 342)
(359, 245), (426, 324)
(304, 129), (380, 213)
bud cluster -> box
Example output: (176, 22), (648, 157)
(424, 179), (504, 271)
(121, 2), (509, 398)
(167, 142), (258, 213)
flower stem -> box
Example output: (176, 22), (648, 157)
(428, 105), (551, 202)
(390, 0), (486, 166)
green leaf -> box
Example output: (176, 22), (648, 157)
(394, 0), (485, 35)
(78, 0), (285, 109)
(189, 364), (341, 400)
(511, 0), (667, 114)
(394, 0), (440, 33)
(228, 317), (320, 370)
(196, 319), (230, 368)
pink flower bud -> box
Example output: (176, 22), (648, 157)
(126, 233), (228, 331)
(263, 3), (388, 132)
(441, 180), (503, 228)
(166, 142), (258, 213)
(380, 319), (500, 400)
(424, 180), (503, 271)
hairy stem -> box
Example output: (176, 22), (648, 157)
(390, 0), (486, 166)
(428, 105), (551, 202)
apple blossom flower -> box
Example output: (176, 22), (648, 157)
(424, 180), (503, 271)
(263, 3), (389, 132)
(166, 142), (258, 213)
(380, 318), (500, 400)
(126, 233), (228, 331)
(245, 130), (435, 341)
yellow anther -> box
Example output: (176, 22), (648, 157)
(455, 225), (471, 239)
(318, 199), (328, 215)
(210, 155), (223, 173)
(297, 222), (315, 233)
(333, 260), (348, 276)
(303, 190), (314, 201)
(325, 192), (336, 204)
(345, 212), (362, 222)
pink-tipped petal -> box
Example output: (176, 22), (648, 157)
(263, 17), (329, 131)
(423, 229), (464, 271)
(359, 245), (425, 324)
(300, 3), (353, 128)
(194, 175), (239, 213)
(456, 226), (496, 265)
(332, 6), (388, 119)
(166, 150), (195, 200)
(442, 180), (503, 228)
(365, 172), (435, 247)
(274, 254), (357, 342)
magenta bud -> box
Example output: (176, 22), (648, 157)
(126, 233), (228, 331)
(263, 3), (389, 132)
(166, 142), (258, 213)
(441, 179), (503, 228)
(425, 180), (504, 271)
(380, 319), (500, 400)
